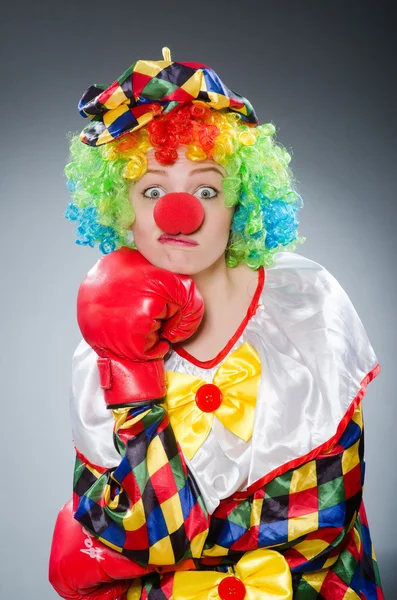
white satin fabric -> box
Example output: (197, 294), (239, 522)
(69, 251), (379, 514)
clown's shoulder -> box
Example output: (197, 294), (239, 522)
(69, 250), (380, 514)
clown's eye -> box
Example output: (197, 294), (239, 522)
(196, 186), (218, 200)
(142, 186), (165, 199)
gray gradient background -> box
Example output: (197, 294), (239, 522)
(1, 1), (396, 597)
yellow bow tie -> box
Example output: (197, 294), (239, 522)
(172, 549), (293, 600)
(165, 342), (261, 460)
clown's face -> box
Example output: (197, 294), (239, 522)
(128, 147), (235, 275)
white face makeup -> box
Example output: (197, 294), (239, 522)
(128, 146), (235, 275)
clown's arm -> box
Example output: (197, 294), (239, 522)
(69, 247), (210, 568)
(281, 402), (384, 599)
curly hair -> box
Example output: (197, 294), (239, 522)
(64, 100), (305, 269)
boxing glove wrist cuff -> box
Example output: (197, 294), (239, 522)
(96, 357), (167, 407)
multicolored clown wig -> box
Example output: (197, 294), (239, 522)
(64, 47), (305, 269)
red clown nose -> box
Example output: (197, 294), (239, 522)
(153, 192), (205, 235)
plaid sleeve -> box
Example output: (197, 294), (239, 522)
(291, 498), (384, 599)
(72, 401), (210, 567)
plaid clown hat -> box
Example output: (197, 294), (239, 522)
(78, 47), (259, 147)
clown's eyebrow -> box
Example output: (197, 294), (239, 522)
(146, 167), (224, 177)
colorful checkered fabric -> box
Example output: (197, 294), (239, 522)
(118, 502), (383, 599)
(73, 400), (384, 598)
(120, 503), (383, 600)
(73, 402), (210, 566)
(78, 53), (258, 147)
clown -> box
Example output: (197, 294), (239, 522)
(49, 48), (384, 599)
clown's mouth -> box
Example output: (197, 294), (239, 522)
(158, 234), (198, 246)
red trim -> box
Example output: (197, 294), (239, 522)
(73, 363), (381, 502)
(229, 362), (381, 499)
(74, 444), (109, 474)
(173, 266), (265, 370)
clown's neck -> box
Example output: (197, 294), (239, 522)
(184, 256), (258, 358)
(190, 253), (236, 305)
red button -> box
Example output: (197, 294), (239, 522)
(218, 576), (246, 600)
(195, 383), (223, 412)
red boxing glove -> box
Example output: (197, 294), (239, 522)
(77, 247), (204, 407)
(48, 499), (152, 599)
